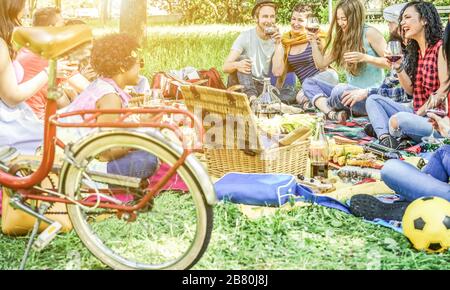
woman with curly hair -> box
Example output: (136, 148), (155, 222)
(362, 1), (448, 148)
(59, 33), (159, 179)
(301, 0), (389, 122)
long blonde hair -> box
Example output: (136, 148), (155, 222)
(324, 0), (366, 76)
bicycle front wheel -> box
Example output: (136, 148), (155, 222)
(60, 131), (214, 270)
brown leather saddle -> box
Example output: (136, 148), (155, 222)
(12, 24), (92, 60)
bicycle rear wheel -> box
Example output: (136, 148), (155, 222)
(60, 131), (214, 270)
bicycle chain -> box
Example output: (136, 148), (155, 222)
(8, 161), (125, 217)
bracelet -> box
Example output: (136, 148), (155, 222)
(395, 63), (404, 74)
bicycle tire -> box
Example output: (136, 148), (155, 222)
(60, 130), (214, 270)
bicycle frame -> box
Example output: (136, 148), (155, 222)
(0, 59), (206, 213)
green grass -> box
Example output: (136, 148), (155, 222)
(1, 202), (449, 270)
(0, 25), (449, 270)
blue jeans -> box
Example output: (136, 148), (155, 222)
(272, 72), (297, 105)
(227, 71), (263, 99)
(365, 95), (413, 138)
(392, 112), (442, 143)
(302, 78), (367, 116)
(107, 150), (159, 179)
(228, 71), (298, 105)
(381, 145), (450, 202)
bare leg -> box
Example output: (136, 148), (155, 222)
(314, 96), (348, 123)
(313, 96), (332, 114)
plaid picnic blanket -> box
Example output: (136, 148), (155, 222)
(325, 117), (375, 145)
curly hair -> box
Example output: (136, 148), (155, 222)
(33, 7), (61, 26)
(400, 1), (443, 85)
(0, 0), (26, 59)
(90, 33), (140, 78)
(324, 0), (366, 76)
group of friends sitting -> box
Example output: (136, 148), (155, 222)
(223, 0), (450, 220)
(0, 0), (448, 222)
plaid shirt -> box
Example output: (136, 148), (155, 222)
(368, 75), (412, 103)
(413, 40), (442, 112)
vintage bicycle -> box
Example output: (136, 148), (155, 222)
(0, 24), (216, 270)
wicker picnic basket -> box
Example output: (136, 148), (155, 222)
(181, 85), (310, 178)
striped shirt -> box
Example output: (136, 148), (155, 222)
(287, 44), (320, 84)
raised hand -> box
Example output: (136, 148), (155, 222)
(236, 58), (252, 74)
(341, 89), (368, 107)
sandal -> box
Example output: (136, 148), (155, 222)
(326, 110), (348, 124)
(301, 100), (315, 112)
(297, 91), (315, 112)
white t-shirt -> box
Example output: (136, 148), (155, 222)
(231, 28), (275, 79)
(0, 61), (44, 155)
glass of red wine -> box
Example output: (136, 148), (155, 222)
(386, 41), (403, 78)
(306, 16), (320, 34)
(264, 24), (276, 38)
(423, 93), (448, 145)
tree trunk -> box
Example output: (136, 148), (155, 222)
(54, 0), (62, 9)
(100, 0), (111, 25)
(29, 0), (37, 18)
(120, 0), (147, 46)
(167, 1), (174, 14)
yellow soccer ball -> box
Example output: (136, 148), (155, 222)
(402, 197), (450, 253)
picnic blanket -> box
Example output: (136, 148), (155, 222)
(215, 172), (403, 233)
(325, 117), (375, 145)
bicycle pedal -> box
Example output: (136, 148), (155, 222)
(32, 221), (62, 252)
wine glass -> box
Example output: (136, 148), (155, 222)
(150, 89), (164, 107)
(264, 23), (277, 43)
(422, 93), (448, 145)
(422, 126), (442, 145)
(264, 25), (276, 37)
(386, 41), (403, 78)
(306, 16), (320, 34)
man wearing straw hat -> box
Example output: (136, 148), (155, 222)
(223, 0), (285, 104)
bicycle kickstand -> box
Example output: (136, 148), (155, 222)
(9, 197), (61, 270)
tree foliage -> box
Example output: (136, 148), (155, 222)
(162, 0), (450, 24)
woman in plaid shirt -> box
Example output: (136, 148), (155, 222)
(367, 1), (449, 149)
(356, 1), (448, 149)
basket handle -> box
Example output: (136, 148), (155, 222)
(242, 149), (258, 157)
